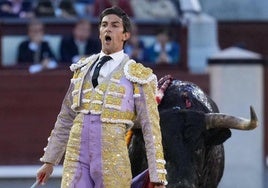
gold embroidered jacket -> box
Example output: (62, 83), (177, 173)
(40, 54), (167, 185)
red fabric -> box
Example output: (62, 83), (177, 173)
(142, 171), (154, 188)
(146, 183), (154, 188)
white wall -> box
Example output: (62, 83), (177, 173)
(199, 0), (268, 20)
(1, 35), (61, 66)
(209, 63), (264, 188)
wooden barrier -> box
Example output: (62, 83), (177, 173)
(0, 69), (71, 164)
(218, 21), (268, 57)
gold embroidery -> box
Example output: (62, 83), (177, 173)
(92, 92), (103, 101)
(61, 113), (84, 188)
(70, 56), (97, 112)
(109, 83), (116, 92)
(107, 83), (126, 98)
(89, 103), (102, 114)
(72, 69), (80, 79)
(102, 123), (132, 187)
(82, 81), (91, 90)
(97, 83), (108, 94)
(71, 70), (84, 111)
(129, 63), (152, 79)
(111, 72), (123, 83)
(70, 54), (98, 71)
(82, 81), (92, 100)
(142, 80), (167, 183)
(101, 109), (135, 125)
(112, 72), (123, 80)
(106, 95), (122, 106)
(133, 83), (140, 97)
(124, 61), (156, 85)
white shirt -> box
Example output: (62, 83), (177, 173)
(90, 50), (126, 84)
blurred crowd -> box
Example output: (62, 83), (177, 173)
(1, 0), (181, 72)
(0, 0), (182, 20)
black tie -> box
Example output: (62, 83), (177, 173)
(92, 56), (112, 87)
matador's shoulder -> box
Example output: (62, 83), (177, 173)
(70, 54), (99, 72)
(124, 60), (157, 84)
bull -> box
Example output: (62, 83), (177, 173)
(128, 75), (258, 188)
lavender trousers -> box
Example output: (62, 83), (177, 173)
(70, 115), (104, 188)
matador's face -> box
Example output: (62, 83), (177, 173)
(99, 14), (130, 54)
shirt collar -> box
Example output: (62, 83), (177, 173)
(99, 50), (125, 63)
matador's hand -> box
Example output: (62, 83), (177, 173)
(36, 163), (54, 185)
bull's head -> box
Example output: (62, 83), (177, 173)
(158, 75), (258, 131)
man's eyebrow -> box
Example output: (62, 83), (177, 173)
(101, 20), (122, 24)
(111, 21), (122, 24)
(101, 21), (107, 24)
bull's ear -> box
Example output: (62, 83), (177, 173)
(205, 128), (232, 146)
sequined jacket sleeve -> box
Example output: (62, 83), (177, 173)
(126, 62), (167, 185)
(40, 82), (77, 165)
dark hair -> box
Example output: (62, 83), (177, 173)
(27, 19), (44, 31)
(99, 6), (132, 33)
(75, 18), (91, 27)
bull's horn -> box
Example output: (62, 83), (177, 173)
(205, 106), (258, 130)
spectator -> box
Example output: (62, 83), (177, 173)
(17, 19), (57, 73)
(124, 22), (145, 62)
(130, 0), (178, 20)
(0, 0), (34, 18)
(145, 28), (180, 65)
(94, 0), (133, 17)
(34, 0), (76, 19)
(73, 0), (95, 18)
(59, 19), (101, 64)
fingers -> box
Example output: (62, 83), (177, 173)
(36, 163), (54, 185)
(37, 172), (46, 185)
(39, 172), (51, 185)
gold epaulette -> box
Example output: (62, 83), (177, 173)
(70, 54), (99, 72)
(124, 60), (157, 85)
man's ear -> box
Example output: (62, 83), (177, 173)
(123, 32), (131, 42)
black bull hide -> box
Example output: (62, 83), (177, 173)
(129, 79), (234, 188)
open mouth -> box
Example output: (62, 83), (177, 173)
(105, 36), (111, 42)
